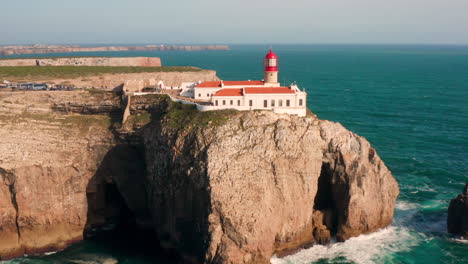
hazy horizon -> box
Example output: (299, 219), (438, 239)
(2, 43), (468, 47)
(2, 0), (468, 45)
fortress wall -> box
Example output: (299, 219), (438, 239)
(0, 57), (161, 67)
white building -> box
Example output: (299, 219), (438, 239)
(184, 49), (308, 117)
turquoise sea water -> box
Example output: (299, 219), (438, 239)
(3, 45), (467, 263)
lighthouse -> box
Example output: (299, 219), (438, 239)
(191, 49), (307, 116)
(264, 49), (280, 86)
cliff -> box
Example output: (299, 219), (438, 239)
(0, 68), (218, 90)
(0, 57), (161, 67)
(138, 98), (399, 263)
(0, 91), (119, 259)
(447, 183), (468, 239)
(0, 45), (229, 56)
(0, 92), (399, 263)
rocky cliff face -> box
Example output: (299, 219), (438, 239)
(447, 184), (468, 239)
(138, 99), (399, 263)
(0, 45), (229, 56)
(0, 92), (399, 263)
(0, 57), (161, 67)
(0, 91), (118, 259)
(0, 69), (218, 91)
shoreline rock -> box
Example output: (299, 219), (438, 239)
(447, 183), (468, 239)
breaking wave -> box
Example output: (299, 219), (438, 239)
(270, 226), (418, 264)
(395, 200), (419, 210)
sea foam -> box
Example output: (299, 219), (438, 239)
(270, 226), (418, 264)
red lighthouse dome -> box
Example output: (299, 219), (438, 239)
(264, 49), (278, 72)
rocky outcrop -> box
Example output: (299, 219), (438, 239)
(447, 183), (468, 239)
(139, 98), (399, 263)
(0, 45), (229, 56)
(0, 90), (122, 260)
(0, 57), (161, 67)
(0, 91), (399, 263)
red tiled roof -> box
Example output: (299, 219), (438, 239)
(212, 88), (243, 97)
(196, 80), (264, 88)
(244, 87), (295, 94)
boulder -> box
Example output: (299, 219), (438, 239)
(447, 183), (468, 239)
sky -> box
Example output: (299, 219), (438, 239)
(1, 0), (467, 45)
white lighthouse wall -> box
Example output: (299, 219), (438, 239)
(264, 71), (279, 85)
(209, 92), (307, 116)
(194, 87), (223, 100)
(194, 84), (265, 100)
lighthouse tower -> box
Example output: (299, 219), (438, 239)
(264, 49), (280, 86)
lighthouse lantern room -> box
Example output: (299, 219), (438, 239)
(264, 49), (280, 86)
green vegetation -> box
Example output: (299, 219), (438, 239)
(0, 66), (203, 80)
(123, 112), (152, 130)
(128, 94), (238, 132)
(164, 98), (238, 130)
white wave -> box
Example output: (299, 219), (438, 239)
(43, 251), (58, 256)
(270, 226), (418, 264)
(395, 200), (419, 210)
(420, 199), (447, 210)
(452, 238), (468, 244)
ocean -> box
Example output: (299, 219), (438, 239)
(3, 44), (467, 263)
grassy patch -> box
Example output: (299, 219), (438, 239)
(0, 66), (204, 81)
(164, 99), (238, 131)
(130, 94), (238, 132)
(123, 112), (152, 130)
(0, 111), (112, 133)
(62, 114), (112, 132)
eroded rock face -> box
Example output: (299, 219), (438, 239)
(447, 184), (468, 239)
(141, 107), (399, 264)
(0, 91), (399, 263)
(0, 57), (161, 67)
(0, 91), (122, 259)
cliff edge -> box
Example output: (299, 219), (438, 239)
(0, 57), (161, 67)
(138, 97), (399, 263)
(0, 92), (399, 263)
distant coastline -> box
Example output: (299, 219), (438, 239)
(0, 44), (230, 56)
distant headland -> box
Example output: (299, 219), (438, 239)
(0, 44), (230, 56)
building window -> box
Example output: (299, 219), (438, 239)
(249, 100), (253, 106)
(230, 100), (233, 105)
(279, 99), (283, 107)
(198, 93), (201, 97)
(207, 93), (209, 97)
(215, 100), (218, 106)
(264, 100), (268, 108)
(271, 100), (275, 107)
(223, 100), (226, 105)
(286, 100), (290, 107)
(237, 100), (240, 106)
(299, 99), (303, 106)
